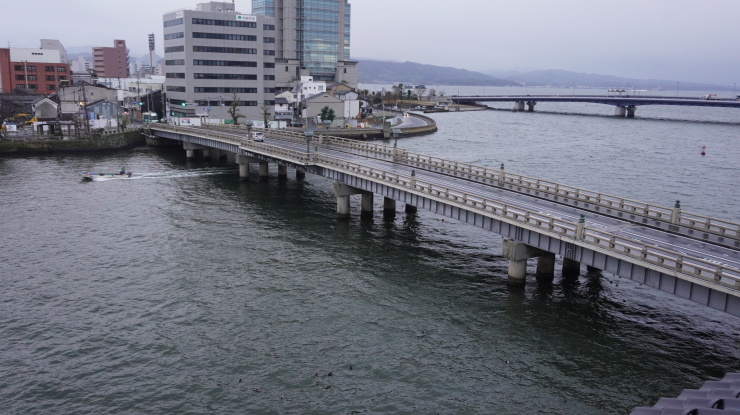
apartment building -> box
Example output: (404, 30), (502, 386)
(92, 40), (129, 78)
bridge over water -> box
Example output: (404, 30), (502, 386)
(451, 94), (740, 117)
(148, 124), (740, 316)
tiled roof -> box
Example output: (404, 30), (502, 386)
(631, 373), (740, 414)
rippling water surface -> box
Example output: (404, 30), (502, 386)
(1, 90), (738, 414)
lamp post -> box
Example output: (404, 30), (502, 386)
(323, 119), (331, 132)
(304, 106), (309, 128)
(246, 120), (253, 140)
(392, 128), (401, 158)
(303, 130), (314, 161)
(676, 81), (680, 97)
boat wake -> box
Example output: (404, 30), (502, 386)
(84, 167), (238, 181)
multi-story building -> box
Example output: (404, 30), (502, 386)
(162, 1), (276, 120)
(92, 40), (129, 78)
(0, 48), (71, 94)
(252, 0), (357, 90)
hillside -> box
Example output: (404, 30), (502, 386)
(357, 60), (513, 86)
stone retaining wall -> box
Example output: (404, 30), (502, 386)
(0, 131), (146, 155)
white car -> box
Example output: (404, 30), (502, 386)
(251, 131), (264, 142)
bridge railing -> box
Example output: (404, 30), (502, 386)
(150, 124), (740, 293)
(313, 152), (740, 293)
(155, 124), (740, 242)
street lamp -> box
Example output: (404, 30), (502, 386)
(246, 120), (253, 140)
(303, 130), (314, 160)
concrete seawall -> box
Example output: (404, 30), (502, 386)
(0, 131), (146, 155)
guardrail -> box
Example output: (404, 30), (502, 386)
(240, 127), (739, 242)
(149, 124), (740, 294)
(312, 152), (739, 293)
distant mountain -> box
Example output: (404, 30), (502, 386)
(485, 69), (730, 92)
(357, 60), (514, 86)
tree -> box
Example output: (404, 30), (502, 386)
(227, 93), (244, 125)
(319, 106), (336, 127)
(260, 105), (271, 129)
(415, 86), (427, 101)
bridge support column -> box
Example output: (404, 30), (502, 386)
(361, 192), (374, 218)
(236, 155), (260, 181)
(332, 182), (365, 219)
(277, 165), (288, 180)
(383, 197), (396, 216)
(502, 239), (549, 283)
(614, 106), (626, 117)
(513, 101), (525, 111)
(536, 252), (556, 282)
(296, 169), (306, 180)
(405, 204), (418, 214)
(258, 161), (269, 181)
(562, 258), (581, 278)
(183, 142), (204, 159)
(625, 105), (636, 118)
(526, 101), (536, 112)
(226, 152), (236, 164)
(202, 148), (211, 158)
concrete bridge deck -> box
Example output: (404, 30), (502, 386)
(148, 124), (740, 315)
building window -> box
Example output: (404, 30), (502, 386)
(264, 88), (275, 93)
(193, 46), (256, 54)
(57, 67), (66, 72)
(27, 66), (36, 72)
(15, 75), (25, 80)
(46, 75), (56, 81)
(28, 75), (37, 81)
(165, 46), (185, 53)
(192, 18), (256, 28)
(47, 85), (56, 90)
(263, 62), (275, 68)
(194, 73), (257, 80)
(193, 32), (256, 41)
(166, 72), (186, 78)
(263, 37), (275, 43)
(167, 86), (186, 92)
(194, 87), (257, 93)
(27, 84), (37, 89)
(14, 65), (23, 71)
(263, 50), (275, 56)
(285, 66), (289, 71)
(263, 24), (275, 30)
(45, 66), (55, 72)
(264, 75), (275, 80)
(165, 59), (185, 65)
(264, 100), (275, 105)
(163, 17), (184, 27)
(164, 32), (185, 40)
(193, 60), (257, 67)
(58, 76), (67, 81)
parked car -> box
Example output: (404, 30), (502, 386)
(251, 131), (264, 142)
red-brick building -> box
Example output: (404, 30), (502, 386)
(92, 40), (129, 78)
(0, 48), (71, 94)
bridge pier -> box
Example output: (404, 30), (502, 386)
(258, 161), (269, 181)
(277, 164), (288, 181)
(296, 169), (306, 180)
(332, 182), (373, 219)
(361, 192), (374, 218)
(383, 197), (396, 216)
(236, 155), (260, 181)
(405, 204), (418, 214)
(526, 101), (537, 112)
(226, 151), (236, 164)
(502, 239), (549, 283)
(615, 106), (626, 117)
(536, 252), (556, 282)
(183, 142), (206, 159)
(626, 105), (636, 118)
(513, 101), (525, 112)
(562, 258), (581, 278)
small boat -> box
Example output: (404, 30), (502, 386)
(79, 170), (133, 180)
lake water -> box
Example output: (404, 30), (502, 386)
(0, 87), (738, 414)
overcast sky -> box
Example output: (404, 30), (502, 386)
(4, 0), (739, 84)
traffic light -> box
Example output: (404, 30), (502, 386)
(139, 102), (144, 106)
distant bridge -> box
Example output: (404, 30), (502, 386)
(451, 94), (740, 117)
